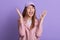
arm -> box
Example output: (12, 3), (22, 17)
(36, 10), (47, 38)
(18, 19), (25, 37)
(16, 8), (25, 37)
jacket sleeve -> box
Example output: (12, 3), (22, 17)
(18, 19), (25, 38)
(35, 19), (43, 38)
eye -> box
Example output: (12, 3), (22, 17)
(32, 7), (34, 10)
(27, 7), (30, 10)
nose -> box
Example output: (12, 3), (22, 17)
(30, 8), (32, 11)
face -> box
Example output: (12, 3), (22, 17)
(26, 5), (35, 18)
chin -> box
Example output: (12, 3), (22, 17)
(29, 15), (33, 17)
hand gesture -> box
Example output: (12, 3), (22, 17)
(40, 10), (47, 20)
(16, 8), (23, 18)
(39, 10), (47, 24)
(16, 8), (23, 23)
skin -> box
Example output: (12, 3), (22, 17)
(16, 7), (47, 25)
(36, 10), (47, 37)
(26, 5), (35, 19)
(16, 5), (47, 37)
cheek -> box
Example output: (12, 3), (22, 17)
(27, 8), (30, 13)
(32, 9), (35, 13)
(27, 9), (30, 15)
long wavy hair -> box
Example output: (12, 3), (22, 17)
(22, 4), (36, 30)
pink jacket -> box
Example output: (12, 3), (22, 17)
(18, 18), (42, 40)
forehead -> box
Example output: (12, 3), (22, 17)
(27, 5), (33, 8)
(27, 4), (35, 8)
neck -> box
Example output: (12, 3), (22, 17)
(25, 16), (32, 20)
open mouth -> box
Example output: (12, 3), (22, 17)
(29, 12), (33, 15)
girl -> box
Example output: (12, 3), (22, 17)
(16, 2), (47, 40)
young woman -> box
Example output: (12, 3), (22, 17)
(16, 2), (47, 40)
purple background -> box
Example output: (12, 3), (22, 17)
(0, 0), (60, 40)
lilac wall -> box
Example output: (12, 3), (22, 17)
(0, 0), (60, 40)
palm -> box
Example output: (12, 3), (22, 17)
(16, 8), (23, 22)
(39, 10), (47, 24)
(40, 10), (47, 20)
(16, 8), (23, 18)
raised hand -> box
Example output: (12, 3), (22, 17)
(36, 10), (47, 37)
(16, 8), (23, 18)
(16, 8), (23, 23)
(16, 8), (25, 37)
(40, 10), (47, 20)
(39, 10), (47, 25)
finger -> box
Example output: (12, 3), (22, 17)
(43, 10), (47, 17)
(16, 8), (22, 17)
(16, 8), (20, 14)
(41, 10), (47, 18)
(40, 10), (47, 20)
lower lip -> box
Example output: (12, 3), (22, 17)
(29, 13), (33, 15)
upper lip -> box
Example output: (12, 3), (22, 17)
(29, 12), (33, 13)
